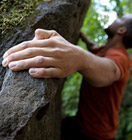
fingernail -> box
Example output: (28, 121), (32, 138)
(30, 68), (38, 74)
(9, 62), (17, 69)
(2, 58), (8, 67)
(3, 52), (8, 58)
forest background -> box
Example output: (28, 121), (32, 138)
(61, 0), (132, 140)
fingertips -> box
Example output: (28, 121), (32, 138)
(3, 44), (21, 59)
(3, 41), (32, 59)
(29, 68), (38, 75)
(29, 68), (45, 78)
(3, 52), (8, 58)
(2, 58), (8, 67)
(8, 61), (18, 71)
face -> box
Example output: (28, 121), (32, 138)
(105, 18), (124, 38)
(105, 14), (132, 38)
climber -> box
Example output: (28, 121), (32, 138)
(2, 14), (132, 140)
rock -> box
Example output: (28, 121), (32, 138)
(0, 0), (90, 140)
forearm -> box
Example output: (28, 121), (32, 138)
(78, 48), (121, 87)
(80, 32), (98, 52)
(2, 29), (121, 84)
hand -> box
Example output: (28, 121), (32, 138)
(80, 32), (87, 42)
(2, 29), (85, 78)
(80, 32), (98, 52)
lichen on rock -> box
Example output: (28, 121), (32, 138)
(0, 0), (47, 37)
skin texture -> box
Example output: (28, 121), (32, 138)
(2, 14), (132, 87)
(2, 30), (85, 79)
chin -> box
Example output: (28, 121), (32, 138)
(104, 28), (114, 38)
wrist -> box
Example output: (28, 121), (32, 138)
(75, 45), (90, 72)
(77, 47), (94, 77)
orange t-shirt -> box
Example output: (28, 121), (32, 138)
(77, 47), (132, 140)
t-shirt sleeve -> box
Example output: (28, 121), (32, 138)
(105, 48), (130, 81)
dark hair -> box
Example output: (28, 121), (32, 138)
(123, 18), (132, 48)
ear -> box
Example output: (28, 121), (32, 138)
(117, 27), (127, 35)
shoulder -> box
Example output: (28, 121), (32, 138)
(105, 48), (131, 65)
(105, 48), (131, 80)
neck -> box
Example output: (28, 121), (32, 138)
(105, 35), (126, 49)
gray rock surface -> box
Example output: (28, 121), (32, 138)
(0, 0), (90, 140)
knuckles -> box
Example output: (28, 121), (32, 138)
(52, 48), (62, 55)
(38, 69), (45, 76)
(48, 38), (57, 46)
(38, 68), (57, 78)
(35, 29), (42, 35)
(36, 56), (45, 65)
(49, 69), (57, 78)
(35, 29), (58, 36)
(21, 41), (29, 49)
(25, 48), (34, 57)
(8, 54), (15, 62)
(51, 30), (58, 35)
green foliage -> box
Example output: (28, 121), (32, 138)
(109, 0), (132, 17)
(61, 73), (82, 117)
(81, 1), (109, 46)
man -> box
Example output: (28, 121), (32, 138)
(2, 14), (132, 140)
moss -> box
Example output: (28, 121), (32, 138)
(0, 0), (51, 38)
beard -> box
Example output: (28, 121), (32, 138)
(104, 27), (114, 38)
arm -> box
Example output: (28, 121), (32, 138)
(78, 50), (121, 87)
(2, 29), (121, 87)
(80, 32), (98, 52)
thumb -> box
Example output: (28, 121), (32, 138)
(34, 29), (58, 40)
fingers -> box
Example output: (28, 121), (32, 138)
(2, 29), (67, 79)
(3, 39), (54, 58)
(3, 29), (60, 58)
(2, 48), (55, 67)
(8, 56), (56, 71)
(34, 29), (59, 40)
(29, 67), (62, 78)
